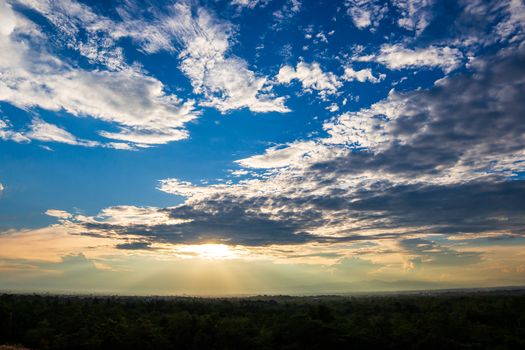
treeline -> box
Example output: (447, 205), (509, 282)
(1, 292), (525, 349)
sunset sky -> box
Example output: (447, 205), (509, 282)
(1, 0), (524, 295)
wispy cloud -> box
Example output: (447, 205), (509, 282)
(0, 0), (198, 147)
(357, 44), (463, 73)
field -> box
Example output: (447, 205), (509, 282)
(1, 290), (524, 349)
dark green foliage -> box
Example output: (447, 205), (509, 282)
(0, 292), (524, 349)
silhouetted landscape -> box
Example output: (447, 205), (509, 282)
(1, 289), (525, 349)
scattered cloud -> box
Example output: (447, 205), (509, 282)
(231, 0), (269, 9)
(166, 3), (289, 113)
(358, 44), (463, 73)
(45, 209), (72, 219)
(53, 43), (525, 249)
(346, 0), (388, 30)
(276, 62), (342, 99)
(342, 66), (385, 83)
(0, 0), (199, 147)
(26, 119), (94, 146)
(272, 0), (302, 29)
(392, 0), (435, 35)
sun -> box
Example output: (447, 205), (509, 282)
(179, 243), (236, 259)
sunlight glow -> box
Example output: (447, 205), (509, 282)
(178, 244), (236, 259)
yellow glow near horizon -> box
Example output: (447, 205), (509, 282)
(178, 243), (236, 259)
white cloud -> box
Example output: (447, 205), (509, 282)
(26, 119), (91, 146)
(496, 0), (525, 42)
(89, 206), (189, 226)
(346, 0), (388, 30)
(0, 1), (16, 36)
(169, 4), (288, 113)
(343, 66), (385, 83)
(273, 0), (302, 28)
(0, 1), (198, 147)
(346, 0), (434, 34)
(15, 0), (127, 70)
(231, 0), (268, 9)
(1, 117), (134, 149)
(276, 62), (342, 99)
(1, 0), (290, 151)
(0, 119), (30, 143)
(116, 2), (288, 113)
(359, 44), (463, 73)
(392, 0), (435, 35)
(236, 141), (317, 169)
(45, 209), (72, 219)
(326, 103), (340, 112)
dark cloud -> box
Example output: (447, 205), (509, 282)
(314, 44), (525, 178)
(115, 242), (152, 250)
(399, 238), (482, 267)
(347, 180), (525, 235)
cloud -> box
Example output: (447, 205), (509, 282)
(0, 0), (198, 147)
(5, 0), (524, 253)
(1, 117), (134, 149)
(358, 44), (463, 73)
(231, 0), (269, 9)
(392, 0), (435, 35)
(319, 44), (525, 182)
(171, 4), (288, 113)
(27, 22), (524, 251)
(26, 119), (93, 146)
(236, 141), (316, 168)
(15, 0), (127, 70)
(276, 62), (342, 99)
(346, 0), (434, 34)
(115, 242), (152, 250)
(112, 2), (289, 113)
(346, 0), (388, 30)
(0, 119), (30, 143)
(45, 209), (72, 219)
(0, 0), (16, 35)
(342, 66), (385, 83)
(495, 0), (525, 42)
(149, 44), (525, 245)
(272, 0), (302, 29)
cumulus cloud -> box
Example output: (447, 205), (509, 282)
(342, 66), (385, 83)
(276, 62), (342, 99)
(358, 44), (463, 73)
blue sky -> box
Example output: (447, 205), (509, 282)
(1, 0), (525, 295)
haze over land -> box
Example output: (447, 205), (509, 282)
(0, 0), (525, 295)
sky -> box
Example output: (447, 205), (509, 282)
(0, 0), (524, 296)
